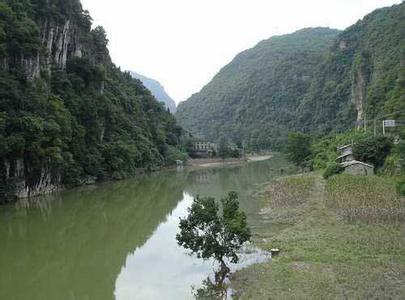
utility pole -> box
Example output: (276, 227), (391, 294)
(364, 114), (367, 132)
(382, 120), (385, 136)
(374, 119), (377, 136)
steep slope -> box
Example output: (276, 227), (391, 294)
(0, 0), (183, 201)
(176, 28), (340, 149)
(298, 2), (405, 133)
(130, 71), (177, 113)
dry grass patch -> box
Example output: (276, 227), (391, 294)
(326, 174), (405, 223)
(258, 176), (316, 227)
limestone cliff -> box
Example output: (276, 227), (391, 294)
(0, 0), (183, 202)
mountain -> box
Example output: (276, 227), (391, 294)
(176, 28), (340, 149)
(298, 2), (405, 133)
(0, 0), (184, 201)
(130, 71), (177, 113)
(176, 2), (405, 150)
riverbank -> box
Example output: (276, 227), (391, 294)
(187, 155), (272, 168)
(231, 173), (405, 298)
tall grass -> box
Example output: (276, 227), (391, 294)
(326, 175), (404, 223)
(265, 176), (316, 208)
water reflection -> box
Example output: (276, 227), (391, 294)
(0, 158), (291, 300)
(115, 193), (214, 299)
(0, 174), (187, 300)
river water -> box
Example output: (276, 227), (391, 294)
(0, 158), (290, 300)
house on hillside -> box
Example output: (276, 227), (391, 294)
(336, 143), (374, 176)
(336, 144), (355, 163)
(340, 160), (374, 176)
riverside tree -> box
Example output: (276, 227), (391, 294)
(176, 192), (251, 284)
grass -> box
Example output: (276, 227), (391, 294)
(326, 174), (404, 223)
(231, 174), (405, 299)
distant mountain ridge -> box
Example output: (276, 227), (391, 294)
(130, 71), (177, 113)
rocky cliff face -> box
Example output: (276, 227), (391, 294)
(1, 0), (183, 202)
(0, 7), (87, 201)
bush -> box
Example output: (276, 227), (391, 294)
(164, 145), (188, 165)
(353, 135), (393, 168)
(285, 133), (312, 166)
(323, 162), (344, 179)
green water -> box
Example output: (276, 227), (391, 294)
(0, 158), (291, 300)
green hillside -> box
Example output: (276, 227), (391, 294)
(176, 28), (340, 149)
(298, 2), (405, 133)
(176, 2), (405, 149)
(0, 0), (184, 200)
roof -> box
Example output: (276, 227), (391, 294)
(341, 160), (374, 169)
(337, 144), (353, 151)
(336, 153), (354, 161)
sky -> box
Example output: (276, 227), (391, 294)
(80, 0), (402, 104)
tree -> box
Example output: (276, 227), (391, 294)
(217, 136), (230, 160)
(353, 135), (393, 168)
(176, 192), (251, 284)
(285, 132), (313, 166)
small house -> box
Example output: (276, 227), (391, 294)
(336, 143), (374, 176)
(336, 144), (355, 163)
(341, 160), (374, 176)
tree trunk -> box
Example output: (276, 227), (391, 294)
(215, 259), (230, 284)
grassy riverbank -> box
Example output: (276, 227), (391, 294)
(231, 174), (405, 299)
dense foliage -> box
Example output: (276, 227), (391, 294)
(129, 71), (177, 114)
(352, 136), (393, 168)
(176, 28), (340, 149)
(0, 0), (184, 199)
(285, 133), (313, 167)
(323, 162), (344, 179)
(299, 3), (405, 133)
(176, 192), (250, 284)
(177, 3), (405, 150)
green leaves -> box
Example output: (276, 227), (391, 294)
(176, 192), (251, 269)
(285, 132), (313, 167)
(353, 135), (393, 168)
(0, 0), (186, 196)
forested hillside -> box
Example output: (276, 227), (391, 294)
(130, 71), (177, 114)
(298, 2), (405, 133)
(176, 28), (340, 149)
(176, 2), (405, 149)
(0, 0), (184, 200)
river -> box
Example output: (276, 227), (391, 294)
(0, 157), (291, 300)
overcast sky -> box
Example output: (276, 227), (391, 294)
(81, 0), (402, 104)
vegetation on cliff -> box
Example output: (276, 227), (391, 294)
(299, 2), (405, 133)
(0, 0), (185, 200)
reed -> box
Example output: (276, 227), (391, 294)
(326, 174), (404, 223)
(265, 176), (316, 208)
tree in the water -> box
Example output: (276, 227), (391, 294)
(176, 192), (251, 284)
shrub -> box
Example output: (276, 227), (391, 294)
(285, 133), (312, 166)
(164, 145), (188, 165)
(353, 135), (393, 168)
(323, 162), (344, 179)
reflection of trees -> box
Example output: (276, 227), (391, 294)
(0, 173), (186, 300)
(193, 277), (228, 300)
